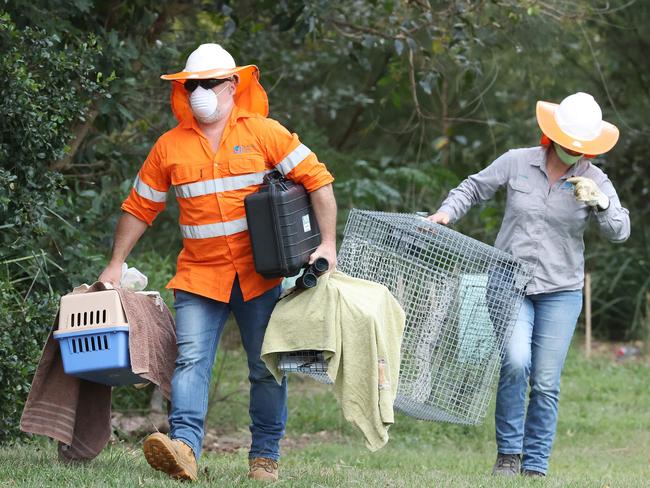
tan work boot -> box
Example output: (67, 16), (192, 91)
(143, 432), (198, 481)
(248, 457), (279, 482)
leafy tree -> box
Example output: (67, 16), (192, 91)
(0, 0), (188, 441)
(0, 10), (106, 441)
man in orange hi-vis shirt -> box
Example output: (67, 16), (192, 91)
(98, 44), (337, 483)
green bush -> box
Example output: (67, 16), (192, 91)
(0, 283), (57, 442)
(0, 12), (106, 442)
(0, 2), (181, 443)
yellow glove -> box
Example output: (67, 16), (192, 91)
(566, 176), (609, 210)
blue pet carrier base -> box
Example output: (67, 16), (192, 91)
(55, 325), (145, 386)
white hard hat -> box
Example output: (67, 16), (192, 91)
(553, 92), (603, 141)
(162, 43), (240, 80)
(183, 44), (236, 77)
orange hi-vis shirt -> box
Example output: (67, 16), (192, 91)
(121, 105), (334, 302)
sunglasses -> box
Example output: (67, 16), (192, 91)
(184, 78), (231, 93)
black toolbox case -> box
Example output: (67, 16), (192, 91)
(245, 172), (321, 278)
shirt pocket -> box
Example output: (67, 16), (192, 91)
(171, 164), (208, 185)
(552, 184), (589, 234)
(509, 179), (532, 193)
(507, 179), (534, 215)
(227, 154), (266, 175)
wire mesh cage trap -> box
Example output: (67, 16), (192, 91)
(328, 209), (534, 424)
(277, 210), (533, 424)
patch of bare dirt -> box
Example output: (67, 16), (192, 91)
(111, 411), (169, 438)
(111, 411), (343, 455)
(201, 429), (343, 454)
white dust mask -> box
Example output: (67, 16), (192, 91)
(189, 84), (230, 124)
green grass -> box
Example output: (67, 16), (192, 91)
(2, 346), (649, 487)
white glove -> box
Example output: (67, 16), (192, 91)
(566, 176), (609, 210)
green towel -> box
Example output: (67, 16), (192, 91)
(261, 270), (405, 451)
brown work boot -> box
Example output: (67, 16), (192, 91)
(143, 432), (198, 481)
(522, 469), (546, 478)
(248, 457), (279, 482)
(492, 453), (521, 476)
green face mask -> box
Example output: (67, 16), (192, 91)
(553, 142), (583, 166)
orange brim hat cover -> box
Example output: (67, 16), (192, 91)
(536, 101), (619, 155)
(161, 65), (269, 122)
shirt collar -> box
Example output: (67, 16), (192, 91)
(229, 105), (244, 126)
(179, 104), (249, 133)
(529, 146), (546, 167)
(179, 116), (198, 132)
(533, 145), (586, 179)
(563, 159), (587, 179)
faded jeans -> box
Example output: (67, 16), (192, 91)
(169, 277), (285, 460)
(495, 290), (583, 474)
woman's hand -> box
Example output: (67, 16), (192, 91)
(566, 176), (609, 210)
(427, 211), (450, 225)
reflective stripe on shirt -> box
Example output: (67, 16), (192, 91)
(180, 217), (248, 239)
(134, 174), (167, 202)
(276, 144), (311, 176)
(174, 170), (272, 199)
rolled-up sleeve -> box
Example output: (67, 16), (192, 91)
(259, 118), (334, 192)
(121, 140), (170, 226)
(438, 151), (512, 222)
(594, 176), (630, 243)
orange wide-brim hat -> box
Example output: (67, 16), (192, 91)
(536, 100), (619, 155)
(161, 64), (269, 122)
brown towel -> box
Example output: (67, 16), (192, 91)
(20, 282), (176, 462)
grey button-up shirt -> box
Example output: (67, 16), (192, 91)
(438, 146), (630, 295)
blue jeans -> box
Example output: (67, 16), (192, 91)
(495, 290), (583, 474)
(169, 277), (285, 461)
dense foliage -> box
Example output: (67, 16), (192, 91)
(1, 0), (648, 442)
(0, 11), (106, 440)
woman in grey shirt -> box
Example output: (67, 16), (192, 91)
(428, 92), (630, 477)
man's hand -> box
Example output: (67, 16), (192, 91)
(566, 176), (609, 209)
(98, 261), (123, 287)
(309, 242), (337, 270)
(427, 211), (450, 225)
(98, 212), (148, 287)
